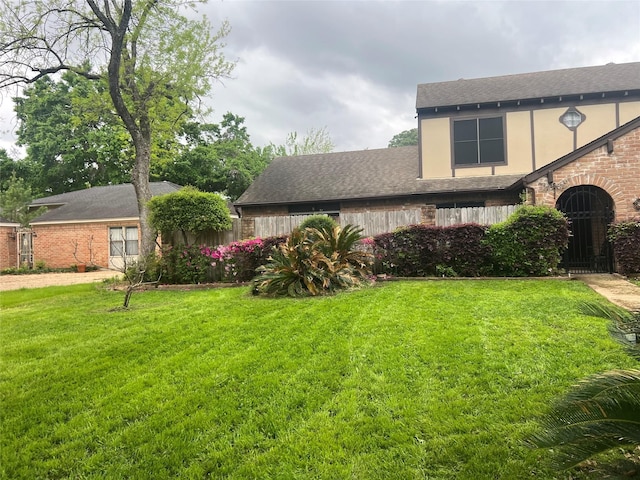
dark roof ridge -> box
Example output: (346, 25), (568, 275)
(417, 62), (640, 110)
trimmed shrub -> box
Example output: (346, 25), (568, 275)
(372, 223), (490, 277)
(299, 215), (338, 234)
(484, 205), (569, 276)
(608, 219), (640, 275)
(148, 187), (232, 244)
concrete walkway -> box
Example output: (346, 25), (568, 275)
(574, 274), (640, 312)
(0, 269), (121, 291)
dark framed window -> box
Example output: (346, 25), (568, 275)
(453, 117), (505, 166)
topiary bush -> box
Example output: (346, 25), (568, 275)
(484, 205), (569, 276)
(608, 219), (640, 275)
(148, 186), (232, 244)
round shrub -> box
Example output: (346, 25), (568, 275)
(299, 214), (338, 233)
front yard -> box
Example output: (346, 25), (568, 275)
(0, 280), (636, 479)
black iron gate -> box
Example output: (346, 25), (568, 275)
(556, 186), (614, 273)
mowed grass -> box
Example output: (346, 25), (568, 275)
(0, 280), (636, 479)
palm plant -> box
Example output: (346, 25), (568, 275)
(254, 224), (372, 297)
(530, 302), (640, 469)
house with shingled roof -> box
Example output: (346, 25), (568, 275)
(25, 182), (181, 270)
(235, 62), (640, 273)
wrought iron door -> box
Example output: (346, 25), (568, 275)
(556, 186), (614, 273)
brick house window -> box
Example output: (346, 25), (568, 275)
(109, 226), (139, 257)
(453, 117), (505, 166)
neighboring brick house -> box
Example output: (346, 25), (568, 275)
(28, 182), (181, 269)
(0, 216), (20, 270)
(235, 62), (640, 273)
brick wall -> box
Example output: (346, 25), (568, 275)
(528, 125), (640, 222)
(32, 221), (140, 269)
(0, 225), (18, 269)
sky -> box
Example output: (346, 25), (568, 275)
(1, 0), (639, 157)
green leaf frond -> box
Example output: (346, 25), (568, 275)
(530, 369), (640, 469)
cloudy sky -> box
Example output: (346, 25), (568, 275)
(1, 0), (639, 156)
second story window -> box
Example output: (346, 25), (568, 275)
(453, 117), (505, 166)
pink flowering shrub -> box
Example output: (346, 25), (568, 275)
(159, 235), (288, 284)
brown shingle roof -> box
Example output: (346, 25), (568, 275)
(416, 62), (640, 110)
(235, 146), (522, 206)
(30, 182), (182, 224)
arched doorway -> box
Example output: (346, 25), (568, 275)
(556, 186), (614, 273)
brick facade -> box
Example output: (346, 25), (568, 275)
(32, 221), (140, 269)
(0, 224), (18, 269)
(527, 124), (640, 222)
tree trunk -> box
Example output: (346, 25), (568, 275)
(131, 136), (155, 262)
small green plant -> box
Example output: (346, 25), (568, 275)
(34, 260), (46, 270)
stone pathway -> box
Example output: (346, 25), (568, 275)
(574, 274), (640, 312)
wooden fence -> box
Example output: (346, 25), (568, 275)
(170, 218), (243, 246)
(169, 205), (520, 247)
(436, 205), (519, 227)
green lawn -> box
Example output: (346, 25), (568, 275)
(1, 280), (636, 479)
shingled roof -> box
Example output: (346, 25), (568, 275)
(416, 62), (640, 110)
(235, 146), (522, 206)
(30, 182), (181, 224)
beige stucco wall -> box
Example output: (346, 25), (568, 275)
(619, 101), (640, 124)
(532, 107), (574, 169)
(496, 111), (532, 175)
(576, 104), (617, 148)
(420, 117), (451, 178)
(419, 99), (634, 180)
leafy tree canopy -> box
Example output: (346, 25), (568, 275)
(14, 72), (134, 195)
(270, 126), (335, 157)
(388, 128), (418, 147)
(154, 113), (272, 201)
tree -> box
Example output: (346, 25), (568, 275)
(270, 126), (335, 157)
(0, 173), (46, 226)
(0, 149), (36, 193)
(155, 113), (271, 200)
(0, 0), (234, 263)
(14, 72), (133, 194)
(388, 128), (418, 147)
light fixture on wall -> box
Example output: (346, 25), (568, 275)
(633, 198), (640, 211)
(559, 107), (586, 130)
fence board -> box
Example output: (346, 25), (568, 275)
(436, 205), (518, 227)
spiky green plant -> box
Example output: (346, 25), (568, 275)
(530, 369), (640, 469)
(254, 224), (372, 297)
(530, 302), (640, 469)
